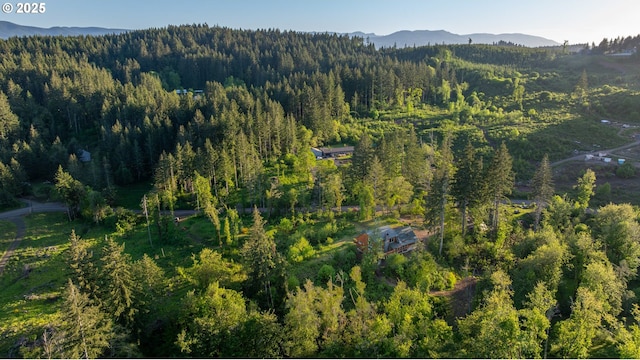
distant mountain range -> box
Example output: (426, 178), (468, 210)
(0, 21), (128, 39)
(0, 21), (559, 48)
(347, 30), (560, 48)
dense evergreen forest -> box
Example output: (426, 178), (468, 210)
(2, 24), (640, 358)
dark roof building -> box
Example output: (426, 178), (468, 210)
(311, 146), (355, 159)
(354, 225), (418, 256)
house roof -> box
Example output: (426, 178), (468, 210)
(378, 225), (397, 241)
(79, 149), (91, 162)
(311, 147), (323, 157)
(386, 227), (418, 252)
(357, 225), (418, 254)
(318, 146), (354, 155)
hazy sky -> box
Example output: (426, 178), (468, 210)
(2, 0), (638, 44)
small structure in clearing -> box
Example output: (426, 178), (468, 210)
(354, 225), (418, 257)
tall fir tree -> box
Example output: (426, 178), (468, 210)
(241, 207), (285, 309)
(486, 142), (514, 231)
(425, 133), (454, 255)
(58, 279), (113, 359)
(351, 133), (375, 183)
(67, 229), (99, 300)
(100, 236), (136, 327)
(531, 154), (554, 230)
(452, 140), (485, 235)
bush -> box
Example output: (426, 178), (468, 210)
(331, 246), (357, 272)
(317, 264), (335, 284)
(594, 182), (611, 203)
(278, 217), (294, 233)
(383, 253), (407, 279)
(287, 275), (300, 290)
(288, 236), (315, 263)
(445, 271), (457, 290)
(114, 207), (138, 236)
(617, 163), (636, 179)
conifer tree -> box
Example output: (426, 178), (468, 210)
(351, 133), (375, 182)
(58, 279), (113, 359)
(0, 90), (19, 143)
(100, 236), (136, 327)
(241, 207), (284, 309)
(425, 133), (454, 255)
(367, 156), (387, 211)
(531, 154), (554, 230)
(486, 142), (514, 231)
(67, 229), (99, 299)
(452, 140), (485, 235)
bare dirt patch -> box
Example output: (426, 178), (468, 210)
(430, 276), (478, 323)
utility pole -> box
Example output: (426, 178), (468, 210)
(142, 194), (153, 247)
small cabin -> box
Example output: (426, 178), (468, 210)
(79, 149), (91, 162)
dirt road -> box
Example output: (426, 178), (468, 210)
(550, 139), (640, 167)
(0, 200), (67, 220)
(0, 200), (66, 276)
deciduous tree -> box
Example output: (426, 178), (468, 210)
(574, 169), (596, 211)
(55, 166), (86, 221)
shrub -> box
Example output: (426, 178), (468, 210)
(287, 275), (300, 290)
(288, 236), (315, 263)
(617, 163), (636, 179)
(383, 253), (407, 279)
(278, 217), (294, 233)
(445, 271), (457, 290)
(114, 207), (137, 236)
(317, 264), (335, 284)
(332, 247), (357, 272)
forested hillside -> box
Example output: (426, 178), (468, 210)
(2, 24), (640, 358)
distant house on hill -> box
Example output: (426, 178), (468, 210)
(606, 48), (637, 57)
(313, 146), (355, 159)
(175, 89), (204, 99)
(354, 225), (418, 257)
(311, 146), (355, 165)
(78, 149), (91, 162)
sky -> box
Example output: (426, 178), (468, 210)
(1, 0), (638, 44)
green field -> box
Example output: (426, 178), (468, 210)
(0, 220), (17, 255)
